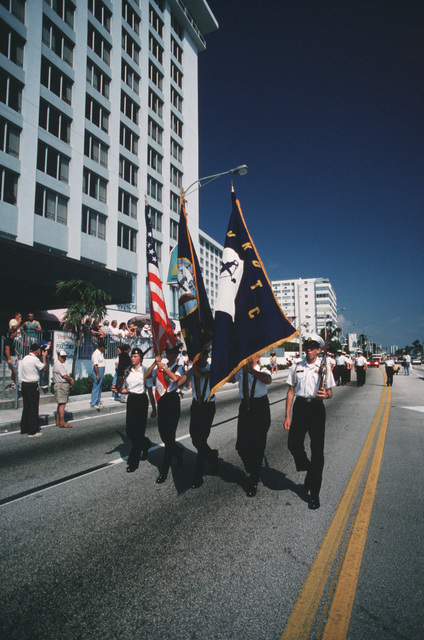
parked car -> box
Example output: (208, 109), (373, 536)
(412, 357), (422, 365)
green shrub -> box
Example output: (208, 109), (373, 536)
(102, 374), (113, 392)
(68, 373), (114, 396)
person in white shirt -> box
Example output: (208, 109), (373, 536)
(229, 355), (272, 497)
(112, 348), (156, 472)
(335, 351), (347, 386)
(19, 343), (47, 437)
(90, 341), (106, 409)
(53, 350), (74, 428)
(177, 349), (218, 489)
(354, 350), (368, 387)
(284, 334), (335, 510)
(146, 345), (185, 484)
(385, 355), (395, 387)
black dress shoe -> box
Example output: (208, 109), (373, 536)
(246, 484), (257, 497)
(156, 472), (168, 484)
(191, 477), (204, 489)
(126, 464), (138, 473)
(308, 495), (320, 510)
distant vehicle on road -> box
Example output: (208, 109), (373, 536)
(412, 357), (422, 365)
(367, 356), (382, 368)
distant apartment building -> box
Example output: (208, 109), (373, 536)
(0, 0), (218, 317)
(199, 228), (223, 313)
(271, 277), (338, 337)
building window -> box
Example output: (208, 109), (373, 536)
(148, 89), (163, 117)
(149, 61), (163, 91)
(81, 205), (106, 239)
(85, 95), (109, 132)
(88, 0), (111, 32)
(149, 6), (163, 37)
(170, 87), (183, 113)
(147, 146), (162, 174)
(120, 123), (138, 155)
(170, 164), (182, 188)
(121, 60), (140, 95)
(148, 117), (163, 145)
(44, 0), (75, 29)
(119, 155), (138, 186)
(39, 99), (71, 143)
(147, 175), (162, 203)
(122, 0), (140, 35)
(35, 183), (68, 224)
(0, 70), (22, 113)
(41, 57), (72, 104)
(148, 206), (162, 232)
(84, 131), (108, 167)
(120, 90), (139, 124)
(171, 13), (183, 40)
(122, 28), (140, 64)
(170, 62), (183, 89)
(42, 17), (73, 67)
(170, 219), (178, 240)
(170, 192), (180, 214)
(149, 33), (163, 64)
(0, 0), (25, 22)
(171, 36), (183, 64)
(83, 167), (107, 203)
(118, 222), (137, 252)
(0, 117), (20, 158)
(0, 19), (24, 66)
(0, 166), (18, 205)
(37, 141), (70, 182)
(153, 238), (162, 261)
(87, 23), (111, 65)
(86, 59), (110, 99)
(118, 188), (137, 219)
(170, 138), (182, 163)
(170, 112), (183, 138)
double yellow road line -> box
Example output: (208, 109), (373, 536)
(281, 376), (392, 640)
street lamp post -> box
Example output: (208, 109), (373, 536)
(182, 164), (249, 198)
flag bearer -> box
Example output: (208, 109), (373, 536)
(284, 334), (335, 510)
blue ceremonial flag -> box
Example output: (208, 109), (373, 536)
(209, 188), (298, 397)
(177, 199), (214, 362)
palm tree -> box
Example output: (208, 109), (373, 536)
(56, 280), (112, 377)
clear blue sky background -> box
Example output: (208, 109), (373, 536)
(195, 0), (423, 350)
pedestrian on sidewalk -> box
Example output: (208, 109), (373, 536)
(19, 343), (47, 437)
(3, 328), (19, 389)
(284, 334), (335, 510)
(53, 350), (74, 427)
(90, 340), (106, 409)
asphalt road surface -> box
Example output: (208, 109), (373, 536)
(1, 366), (423, 640)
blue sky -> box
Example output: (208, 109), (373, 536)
(195, 0), (423, 350)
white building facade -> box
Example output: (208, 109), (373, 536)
(271, 277), (338, 338)
(198, 228), (223, 313)
(0, 0), (217, 315)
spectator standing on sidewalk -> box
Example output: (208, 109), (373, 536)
(90, 340), (106, 409)
(53, 350), (74, 428)
(404, 353), (411, 376)
(22, 313), (42, 338)
(19, 343), (47, 437)
(4, 328), (19, 389)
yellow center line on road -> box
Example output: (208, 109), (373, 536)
(321, 386), (392, 639)
(280, 381), (389, 640)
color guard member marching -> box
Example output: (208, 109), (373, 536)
(284, 334), (335, 510)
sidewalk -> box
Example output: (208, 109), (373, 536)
(0, 392), (126, 433)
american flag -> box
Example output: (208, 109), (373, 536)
(145, 203), (176, 357)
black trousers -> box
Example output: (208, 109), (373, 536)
(20, 382), (39, 435)
(356, 366), (366, 387)
(189, 400), (216, 477)
(288, 397), (326, 497)
(157, 392), (181, 472)
(386, 367), (394, 386)
(236, 395), (271, 485)
(126, 393), (149, 468)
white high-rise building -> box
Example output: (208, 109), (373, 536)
(199, 228), (223, 313)
(0, 0), (218, 318)
(271, 277), (338, 338)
